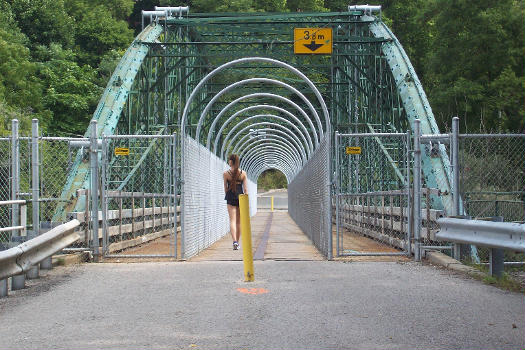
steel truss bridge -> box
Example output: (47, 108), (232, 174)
(53, 5), (456, 259)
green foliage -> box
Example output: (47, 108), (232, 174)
(257, 169), (288, 190)
(0, 0), (524, 136)
(10, 0), (75, 51)
(69, 4), (134, 66)
(422, 0), (525, 132)
(0, 101), (34, 136)
(0, 0), (133, 135)
(36, 44), (101, 135)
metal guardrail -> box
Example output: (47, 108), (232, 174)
(436, 218), (525, 252)
(0, 220), (80, 280)
(436, 218), (525, 277)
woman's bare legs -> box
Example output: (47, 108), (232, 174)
(227, 204), (237, 242)
(235, 206), (241, 242)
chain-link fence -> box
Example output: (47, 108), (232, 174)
(334, 133), (410, 256)
(0, 138), (11, 247)
(458, 134), (525, 267)
(182, 135), (257, 259)
(413, 119), (524, 269)
(459, 135), (525, 222)
(40, 137), (87, 248)
(288, 135), (331, 258)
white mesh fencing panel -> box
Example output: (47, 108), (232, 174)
(182, 135), (257, 259)
(288, 136), (331, 258)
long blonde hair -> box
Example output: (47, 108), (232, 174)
(228, 154), (240, 193)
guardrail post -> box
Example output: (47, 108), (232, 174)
(0, 278), (7, 297)
(489, 216), (505, 277)
(239, 194), (254, 282)
(90, 120), (100, 261)
(11, 274), (25, 290)
(11, 119), (20, 237)
(451, 117), (461, 260)
(413, 119), (422, 261)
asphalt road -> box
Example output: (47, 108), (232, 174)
(0, 260), (523, 350)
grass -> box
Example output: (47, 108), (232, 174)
(465, 262), (524, 293)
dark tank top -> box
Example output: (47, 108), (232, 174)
(227, 169), (244, 194)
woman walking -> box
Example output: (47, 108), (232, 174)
(224, 154), (248, 250)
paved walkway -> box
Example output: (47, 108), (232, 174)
(190, 210), (324, 261)
(1, 211), (524, 349)
(1, 260), (523, 350)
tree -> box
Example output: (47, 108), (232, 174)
(71, 4), (134, 66)
(424, 0), (525, 132)
(36, 44), (101, 135)
(9, 0), (75, 52)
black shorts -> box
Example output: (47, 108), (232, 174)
(225, 190), (239, 207)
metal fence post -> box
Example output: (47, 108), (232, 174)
(413, 119), (422, 261)
(172, 133), (178, 259)
(27, 119), (40, 279)
(327, 134), (333, 261)
(90, 120), (100, 261)
(335, 131), (340, 257)
(451, 117), (461, 259)
(406, 132), (413, 254)
(31, 119), (40, 238)
(11, 119), (19, 237)
(101, 135), (108, 256)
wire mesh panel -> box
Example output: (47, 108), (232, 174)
(459, 135), (525, 222)
(288, 136), (331, 258)
(182, 136), (229, 259)
(40, 138), (88, 248)
(458, 134), (525, 266)
(102, 135), (177, 257)
(335, 133), (410, 256)
(0, 139), (11, 248)
(181, 135), (258, 259)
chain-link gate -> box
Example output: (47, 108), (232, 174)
(101, 134), (178, 258)
(334, 132), (411, 257)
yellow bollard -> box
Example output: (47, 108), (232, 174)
(271, 196), (274, 212)
(239, 194), (254, 282)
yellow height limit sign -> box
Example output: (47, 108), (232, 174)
(294, 28), (332, 54)
(114, 147), (130, 156)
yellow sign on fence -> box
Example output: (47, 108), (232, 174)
(114, 147), (130, 156)
(346, 146), (362, 155)
(294, 28), (332, 54)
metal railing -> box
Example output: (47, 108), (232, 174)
(436, 217), (525, 276)
(0, 220), (80, 296)
(69, 190), (180, 258)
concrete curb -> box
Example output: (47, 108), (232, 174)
(425, 251), (485, 277)
(52, 252), (90, 267)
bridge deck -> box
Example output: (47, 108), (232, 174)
(190, 211), (324, 261)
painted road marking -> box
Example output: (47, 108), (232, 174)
(254, 212), (273, 260)
(237, 288), (269, 295)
